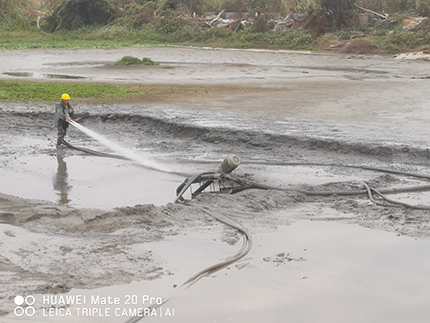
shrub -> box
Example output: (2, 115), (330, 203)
(110, 1), (157, 28)
(0, 0), (32, 30)
(115, 56), (159, 66)
(238, 29), (315, 50)
(140, 57), (159, 66)
(418, 0), (430, 16)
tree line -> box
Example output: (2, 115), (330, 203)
(1, 0), (430, 31)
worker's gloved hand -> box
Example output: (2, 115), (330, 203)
(66, 117), (71, 122)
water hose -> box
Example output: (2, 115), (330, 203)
(123, 208), (252, 323)
(224, 173), (430, 209)
(182, 208), (252, 288)
(63, 119), (430, 323)
(362, 181), (430, 210)
(224, 173), (430, 196)
(62, 140), (128, 160)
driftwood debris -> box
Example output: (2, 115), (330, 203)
(353, 4), (387, 20)
(209, 10), (226, 27)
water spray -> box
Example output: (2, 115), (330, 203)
(69, 120), (173, 173)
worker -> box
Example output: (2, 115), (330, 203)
(54, 93), (74, 147)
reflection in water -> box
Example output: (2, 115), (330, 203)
(53, 151), (71, 205)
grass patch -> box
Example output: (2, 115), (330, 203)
(0, 29), (161, 50)
(0, 80), (268, 105)
(115, 56), (159, 66)
(0, 26), (316, 51)
(0, 80), (141, 102)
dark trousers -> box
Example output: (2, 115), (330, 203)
(57, 120), (69, 145)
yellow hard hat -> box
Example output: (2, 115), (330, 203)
(61, 93), (70, 100)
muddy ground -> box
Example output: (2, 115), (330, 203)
(1, 47), (430, 322)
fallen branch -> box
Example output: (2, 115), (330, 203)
(36, 10), (51, 35)
(353, 4), (387, 20)
(209, 10), (225, 27)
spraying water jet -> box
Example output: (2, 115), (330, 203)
(67, 120), (245, 202)
(68, 120), (174, 173)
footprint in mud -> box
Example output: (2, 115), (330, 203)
(263, 252), (306, 266)
(3, 230), (15, 237)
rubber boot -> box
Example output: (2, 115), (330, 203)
(57, 132), (66, 147)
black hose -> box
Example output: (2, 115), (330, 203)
(182, 208), (252, 288)
(123, 208), (252, 323)
(185, 159), (430, 181)
(62, 140), (128, 160)
(224, 174), (430, 197)
(367, 184), (430, 210)
(241, 161), (430, 181)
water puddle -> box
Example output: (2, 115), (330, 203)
(2, 72), (33, 77)
(46, 74), (86, 79)
(301, 65), (390, 75)
(2, 72), (86, 79)
(0, 154), (184, 209)
(166, 220), (430, 323)
(47, 61), (109, 68)
(4, 219), (430, 322)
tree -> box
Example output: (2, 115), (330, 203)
(223, 0), (247, 12)
(244, 0), (279, 13)
(0, 0), (32, 29)
(320, 0), (356, 26)
(160, 0), (204, 15)
(45, 0), (114, 32)
(356, 0), (416, 13)
(417, 0), (430, 15)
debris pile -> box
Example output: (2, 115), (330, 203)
(199, 11), (307, 32)
(402, 16), (429, 30)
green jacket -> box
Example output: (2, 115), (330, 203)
(55, 100), (74, 120)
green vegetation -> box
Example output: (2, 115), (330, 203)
(115, 56), (160, 66)
(0, 26), (315, 51)
(0, 0), (32, 30)
(0, 0), (429, 55)
(44, 0), (114, 33)
(0, 0), (429, 104)
(0, 80), (251, 103)
(0, 80), (140, 102)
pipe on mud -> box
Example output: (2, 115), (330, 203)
(225, 174), (430, 209)
(123, 208), (252, 323)
(60, 127), (430, 323)
(62, 140), (128, 160)
(363, 181), (430, 210)
(239, 160), (430, 181)
(225, 173), (430, 195)
(182, 208), (252, 288)
(63, 133), (430, 207)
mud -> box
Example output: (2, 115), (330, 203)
(1, 47), (430, 322)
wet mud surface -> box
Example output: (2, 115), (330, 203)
(1, 47), (430, 321)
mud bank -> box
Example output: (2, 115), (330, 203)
(1, 47), (430, 321)
(2, 104), (430, 321)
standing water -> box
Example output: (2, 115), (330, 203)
(69, 120), (175, 173)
